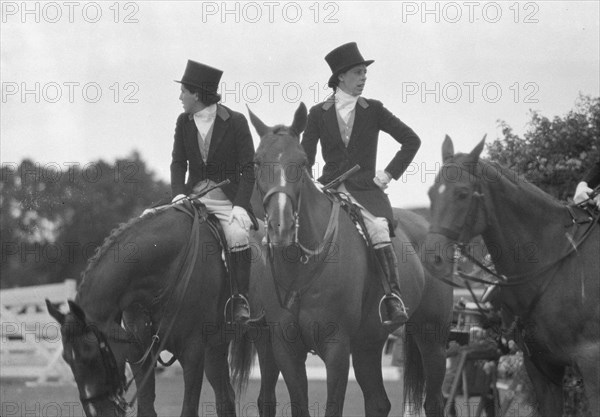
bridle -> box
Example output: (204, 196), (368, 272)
(259, 178), (303, 249)
(430, 168), (599, 289)
(255, 163), (341, 311)
(78, 325), (129, 414)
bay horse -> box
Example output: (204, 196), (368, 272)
(246, 103), (453, 417)
(46, 201), (256, 417)
(425, 136), (600, 416)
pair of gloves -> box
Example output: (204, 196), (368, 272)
(172, 194), (251, 230)
(574, 182), (600, 209)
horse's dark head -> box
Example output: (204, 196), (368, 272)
(46, 300), (129, 417)
(249, 103), (308, 246)
(425, 135), (489, 278)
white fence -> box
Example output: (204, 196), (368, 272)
(0, 279), (76, 385)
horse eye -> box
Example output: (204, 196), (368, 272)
(456, 190), (469, 200)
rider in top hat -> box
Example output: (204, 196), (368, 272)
(171, 60), (255, 324)
(301, 42), (421, 331)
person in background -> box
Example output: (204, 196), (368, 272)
(574, 158), (600, 209)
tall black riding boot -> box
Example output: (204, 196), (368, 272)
(375, 245), (409, 331)
(228, 248), (251, 324)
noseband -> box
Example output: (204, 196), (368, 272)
(256, 165), (306, 247)
(261, 185), (301, 244)
(79, 326), (128, 413)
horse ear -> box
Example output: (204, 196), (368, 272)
(246, 105), (271, 138)
(442, 135), (454, 163)
(290, 102), (307, 137)
(46, 299), (66, 325)
(468, 135), (486, 162)
(68, 300), (86, 323)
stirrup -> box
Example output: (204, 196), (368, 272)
(224, 294), (251, 325)
(378, 293), (408, 326)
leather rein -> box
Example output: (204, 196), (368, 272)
(257, 167), (341, 311)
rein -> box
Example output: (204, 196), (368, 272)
(125, 200), (203, 405)
(430, 168), (600, 289)
(257, 168), (342, 311)
(79, 326), (128, 412)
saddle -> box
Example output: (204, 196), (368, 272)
(324, 190), (370, 245)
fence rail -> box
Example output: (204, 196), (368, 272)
(1, 280), (77, 385)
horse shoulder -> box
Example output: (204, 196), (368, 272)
(392, 207), (429, 245)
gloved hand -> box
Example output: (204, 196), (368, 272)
(172, 194), (187, 204)
(574, 182), (600, 208)
(229, 206), (251, 230)
(373, 170), (392, 190)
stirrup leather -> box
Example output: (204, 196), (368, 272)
(378, 293), (408, 324)
(224, 294), (251, 325)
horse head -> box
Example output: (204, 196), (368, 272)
(46, 299), (130, 417)
(249, 103), (308, 246)
(425, 135), (489, 279)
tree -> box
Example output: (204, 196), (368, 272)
(1, 152), (170, 288)
(487, 94), (600, 201)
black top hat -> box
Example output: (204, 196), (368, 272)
(325, 42), (374, 88)
(175, 60), (223, 95)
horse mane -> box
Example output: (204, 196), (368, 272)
(475, 157), (562, 206)
(79, 210), (160, 289)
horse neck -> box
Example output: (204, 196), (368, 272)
(479, 168), (566, 277)
(75, 214), (172, 327)
(297, 178), (335, 247)
(76, 248), (134, 327)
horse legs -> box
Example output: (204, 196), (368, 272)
(521, 356), (563, 417)
(271, 331), (310, 417)
(412, 323), (447, 417)
(576, 344), (600, 416)
(178, 344), (206, 417)
(321, 335), (351, 417)
(255, 325), (280, 417)
(131, 359), (158, 417)
(351, 343), (391, 417)
(122, 305), (157, 417)
(205, 343), (236, 417)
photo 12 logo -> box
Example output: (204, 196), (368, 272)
(2, 81), (139, 104)
(400, 1), (540, 24)
(401, 81), (540, 104)
(200, 1), (340, 24)
(1, 1), (140, 24)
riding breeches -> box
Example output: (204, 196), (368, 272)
(195, 182), (250, 251)
(336, 183), (391, 247)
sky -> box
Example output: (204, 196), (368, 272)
(2, 1), (599, 208)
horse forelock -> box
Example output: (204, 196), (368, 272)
(256, 127), (307, 165)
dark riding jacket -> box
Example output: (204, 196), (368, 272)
(170, 104), (255, 212)
(301, 96), (420, 224)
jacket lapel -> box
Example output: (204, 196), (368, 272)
(184, 114), (204, 166)
(347, 97), (369, 148)
(322, 98), (346, 148)
(207, 105), (230, 162)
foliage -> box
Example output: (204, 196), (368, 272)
(488, 95), (600, 201)
(1, 152), (170, 288)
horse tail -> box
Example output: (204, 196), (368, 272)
(403, 329), (425, 411)
(229, 327), (255, 393)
